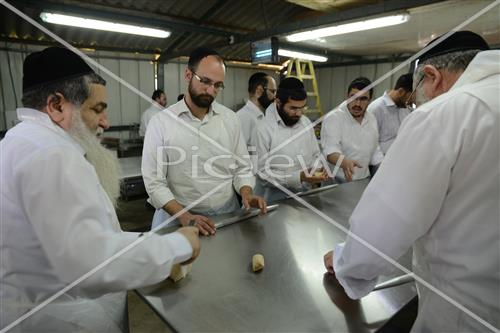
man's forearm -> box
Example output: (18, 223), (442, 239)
(163, 200), (186, 218)
(327, 152), (342, 166)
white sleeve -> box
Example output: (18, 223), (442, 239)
(18, 147), (192, 293)
(237, 111), (252, 147)
(321, 112), (343, 157)
(141, 113), (176, 209)
(232, 118), (256, 192)
(333, 111), (452, 299)
(370, 144), (384, 165)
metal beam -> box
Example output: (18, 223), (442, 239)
(0, 36), (160, 55)
(158, 0), (229, 63)
(163, 0), (446, 61)
(315, 54), (412, 68)
(8, 0), (240, 38)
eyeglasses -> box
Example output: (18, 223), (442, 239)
(288, 105), (308, 113)
(191, 70), (225, 90)
(405, 75), (425, 111)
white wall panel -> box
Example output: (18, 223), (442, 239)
(164, 62), (184, 106)
(0, 50), (24, 130)
(139, 61), (155, 113)
(118, 59), (140, 125)
(96, 58), (122, 126)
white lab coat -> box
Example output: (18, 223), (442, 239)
(0, 108), (192, 332)
(236, 99), (265, 148)
(253, 103), (322, 202)
(333, 50), (500, 332)
(142, 100), (255, 228)
(321, 102), (384, 182)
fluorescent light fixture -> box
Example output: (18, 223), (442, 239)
(287, 14), (409, 42)
(278, 49), (328, 62)
(254, 49), (273, 58)
(40, 12), (171, 38)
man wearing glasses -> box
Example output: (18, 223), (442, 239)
(142, 47), (267, 236)
(253, 77), (329, 203)
(321, 77), (383, 183)
(237, 72), (277, 148)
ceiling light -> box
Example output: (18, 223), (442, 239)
(278, 49), (328, 62)
(287, 14), (409, 42)
(40, 12), (171, 38)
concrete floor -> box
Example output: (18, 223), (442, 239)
(116, 197), (173, 333)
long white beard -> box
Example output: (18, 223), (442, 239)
(69, 110), (121, 207)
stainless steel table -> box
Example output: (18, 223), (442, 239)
(137, 179), (416, 332)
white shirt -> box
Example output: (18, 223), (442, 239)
(0, 108), (192, 332)
(142, 100), (255, 214)
(254, 103), (321, 192)
(139, 103), (163, 137)
(333, 50), (500, 332)
(367, 92), (411, 154)
(236, 100), (265, 148)
(320, 102), (383, 182)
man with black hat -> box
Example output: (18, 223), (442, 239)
(323, 31), (499, 331)
(253, 77), (329, 203)
(0, 47), (200, 332)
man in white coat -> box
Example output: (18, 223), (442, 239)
(139, 89), (167, 137)
(0, 47), (200, 332)
(253, 77), (328, 203)
(236, 72), (277, 148)
(324, 31), (499, 332)
(142, 47), (267, 237)
(321, 77), (384, 182)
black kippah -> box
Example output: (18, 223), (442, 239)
(23, 47), (95, 92)
(418, 30), (489, 63)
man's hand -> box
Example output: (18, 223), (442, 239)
(324, 250), (335, 274)
(176, 226), (200, 264)
(178, 212), (216, 236)
(240, 187), (267, 215)
(341, 159), (361, 182)
(300, 167), (330, 184)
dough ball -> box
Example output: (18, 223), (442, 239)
(252, 254), (265, 272)
(169, 263), (192, 282)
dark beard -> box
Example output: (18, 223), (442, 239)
(394, 97), (406, 108)
(188, 80), (214, 108)
(258, 93), (273, 110)
(277, 104), (300, 127)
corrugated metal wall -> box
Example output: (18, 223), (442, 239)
(317, 62), (411, 113)
(0, 47), (276, 132)
(1, 45), (411, 131)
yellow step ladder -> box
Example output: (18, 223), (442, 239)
(286, 58), (323, 121)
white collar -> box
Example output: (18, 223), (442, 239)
(245, 100), (264, 118)
(16, 108), (85, 155)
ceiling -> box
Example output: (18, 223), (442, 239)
(1, 0), (498, 65)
